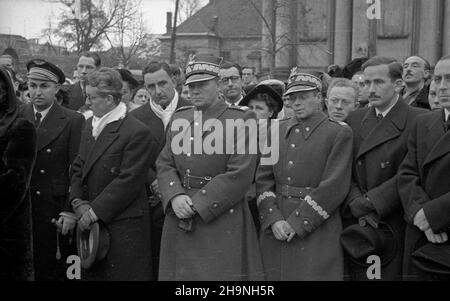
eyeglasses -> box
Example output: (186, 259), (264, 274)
(220, 76), (241, 84)
(327, 98), (355, 106)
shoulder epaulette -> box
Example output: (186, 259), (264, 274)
(174, 105), (194, 113)
(329, 118), (349, 127)
(228, 105), (247, 112)
(280, 116), (293, 122)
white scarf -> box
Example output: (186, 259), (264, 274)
(149, 90), (179, 129)
(91, 102), (127, 139)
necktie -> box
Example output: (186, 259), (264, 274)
(445, 116), (450, 132)
(35, 112), (42, 128)
(377, 113), (383, 121)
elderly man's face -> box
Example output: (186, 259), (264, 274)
(327, 86), (357, 122)
(288, 90), (320, 121)
(434, 59), (450, 110)
(219, 67), (242, 103)
(403, 56), (429, 85)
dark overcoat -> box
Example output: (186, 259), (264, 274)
(255, 111), (353, 280)
(156, 101), (264, 281)
(130, 97), (190, 280)
(398, 110), (450, 280)
(64, 82), (85, 111)
(70, 114), (158, 280)
(20, 102), (84, 280)
(0, 67), (36, 280)
(343, 98), (426, 280)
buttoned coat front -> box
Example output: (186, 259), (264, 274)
(255, 111), (353, 281)
(156, 101), (264, 281)
(343, 98), (425, 280)
(20, 102), (84, 280)
(398, 110), (450, 280)
(70, 114), (158, 280)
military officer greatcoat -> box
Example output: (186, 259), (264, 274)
(255, 110), (353, 280)
(156, 101), (264, 281)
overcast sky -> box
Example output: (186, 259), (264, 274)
(0, 0), (207, 39)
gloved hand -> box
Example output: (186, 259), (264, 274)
(78, 208), (98, 232)
(54, 212), (78, 235)
(349, 196), (375, 218)
(71, 198), (91, 219)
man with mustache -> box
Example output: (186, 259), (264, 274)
(342, 56), (426, 280)
(398, 54), (450, 280)
(401, 55), (431, 110)
(219, 62), (244, 106)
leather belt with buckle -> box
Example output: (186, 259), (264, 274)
(183, 170), (212, 189)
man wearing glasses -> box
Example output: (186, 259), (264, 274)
(219, 62), (245, 106)
(326, 78), (359, 122)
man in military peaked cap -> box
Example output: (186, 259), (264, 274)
(19, 59), (85, 280)
(156, 55), (264, 280)
(255, 68), (353, 280)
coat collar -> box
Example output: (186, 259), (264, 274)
(81, 117), (125, 181)
(423, 110), (450, 167)
(24, 102), (69, 151)
(284, 111), (327, 140)
(357, 97), (408, 158)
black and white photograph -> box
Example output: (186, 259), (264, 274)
(1, 0), (450, 290)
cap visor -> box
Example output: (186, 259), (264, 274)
(284, 85), (317, 96)
(185, 74), (216, 85)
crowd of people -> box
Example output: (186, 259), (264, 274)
(0, 48), (449, 281)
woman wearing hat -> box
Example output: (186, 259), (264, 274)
(241, 85), (283, 232)
(240, 84), (283, 120)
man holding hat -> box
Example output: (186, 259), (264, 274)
(341, 56), (426, 280)
(255, 68), (353, 280)
(156, 55), (264, 280)
(19, 59), (85, 280)
(398, 55), (450, 280)
(69, 67), (157, 280)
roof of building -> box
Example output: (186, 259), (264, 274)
(175, 0), (262, 37)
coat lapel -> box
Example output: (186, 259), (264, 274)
(423, 111), (450, 167)
(37, 104), (69, 151)
(81, 118), (123, 181)
(357, 98), (407, 158)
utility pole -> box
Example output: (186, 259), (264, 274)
(169, 0), (180, 64)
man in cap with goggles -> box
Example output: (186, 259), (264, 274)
(255, 68), (353, 280)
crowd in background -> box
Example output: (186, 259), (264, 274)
(1, 46), (449, 282)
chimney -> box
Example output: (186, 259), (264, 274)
(166, 12), (173, 34)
